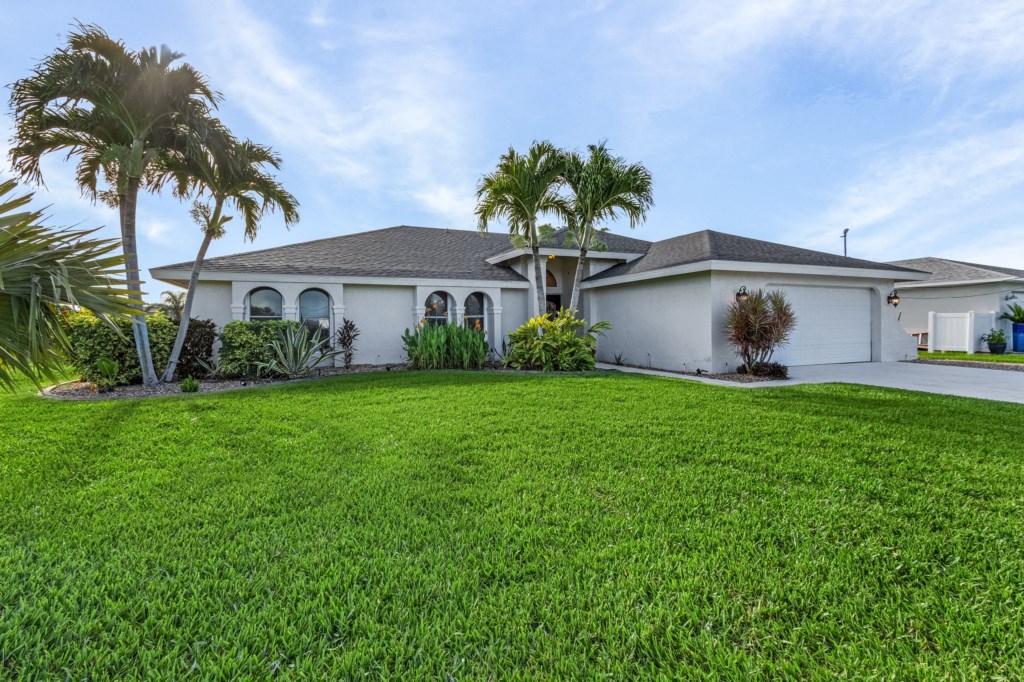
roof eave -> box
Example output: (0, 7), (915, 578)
(149, 267), (531, 288)
(581, 260), (930, 289)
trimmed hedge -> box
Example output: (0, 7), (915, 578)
(64, 312), (215, 385)
(177, 319), (216, 380)
(217, 320), (300, 378)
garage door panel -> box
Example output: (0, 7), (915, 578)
(771, 287), (871, 366)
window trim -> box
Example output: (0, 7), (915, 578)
(247, 287), (283, 322)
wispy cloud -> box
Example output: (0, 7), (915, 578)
(193, 0), (480, 226)
(795, 120), (1024, 265)
(595, 0), (1024, 112)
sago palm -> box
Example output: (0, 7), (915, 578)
(560, 142), (653, 311)
(475, 141), (568, 316)
(8, 23), (220, 385)
(0, 179), (135, 391)
(159, 128), (299, 382)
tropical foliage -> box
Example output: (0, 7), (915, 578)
(63, 311), (213, 386)
(402, 323), (488, 370)
(0, 180), (135, 390)
(560, 142), (653, 311)
(504, 309), (610, 371)
(9, 24), (221, 386)
(724, 289), (796, 373)
(336, 318), (361, 369)
(256, 325), (342, 380)
(476, 141), (568, 316)
(1000, 303), (1024, 324)
(159, 130), (299, 382)
(216, 320), (298, 378)
(154, 290), (186, 324)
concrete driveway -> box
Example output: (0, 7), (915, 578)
(597, 361), (1024, 403)
(787, 362), (1024, 403)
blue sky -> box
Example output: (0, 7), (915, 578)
(2, 1), (1023, 300)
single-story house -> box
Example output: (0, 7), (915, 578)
(887, 258), (1024, 346)
(151, 226), (927, 372)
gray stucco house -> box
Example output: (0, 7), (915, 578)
(151, 226), (926, 372)
(887, 257), (1024, 342)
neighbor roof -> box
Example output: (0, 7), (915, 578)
(585, 230), (924, 281)
(887, 257), (1024, 285)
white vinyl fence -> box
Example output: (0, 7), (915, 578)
(926, 311), (997, 353)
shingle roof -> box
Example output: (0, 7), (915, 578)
(153, 226), (529, 282)
(887, 257), (1024, 285)
(540, 228), (653, 254)
(585, 230), (924, 281)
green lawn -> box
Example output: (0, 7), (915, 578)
(2, 372), (1022, 679)
(919, 350), (1024, 363)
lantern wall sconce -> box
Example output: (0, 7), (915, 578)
(887, 289), (900, 307)
(735, 286), (749, 303)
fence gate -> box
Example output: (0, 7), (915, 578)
(926, 311), (996, 353)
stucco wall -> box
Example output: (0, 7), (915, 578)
(189, 282), (233, 330)
(589, 273), (713, 371)
(343, 284), (416, 364)
(709, 271), (917, 368)
(501, 288), (529, 341)
(896, 282), (1016, 335)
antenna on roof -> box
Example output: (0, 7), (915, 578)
(841, 228), (849, 257)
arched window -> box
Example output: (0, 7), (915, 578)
(464, 292), (485, 333)
(299, 289), (330, 338)
(248, 287), (282, 321)
(424, 291), (450, 326)
(546, 269), (557, 288)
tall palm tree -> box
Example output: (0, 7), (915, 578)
(476, 141), (568, 317)
(160, 130), (299, 382)
(560, 142), (653, 312)
(9, 24), (220, 386)
(156, 290), (186, 324)
(0, 179), (135, 391)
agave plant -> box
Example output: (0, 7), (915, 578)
(724, 289), (796, 373)
(256, 324), (343, 379)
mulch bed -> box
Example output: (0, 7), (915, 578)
(41, 364), (408, 401)
(611, 362), (783, 383)
(909, 359), (1024, 373)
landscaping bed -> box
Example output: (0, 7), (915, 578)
(612, 362), (784, 382)
(41, 364), (406, 400)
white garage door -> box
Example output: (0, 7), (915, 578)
(771, 286), (872, 366)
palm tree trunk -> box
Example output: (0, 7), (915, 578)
(161, 226), (216, 382)
(120, 178), (159, 386)
(568, 247), (588, 313)
(532, 244), (546, 317)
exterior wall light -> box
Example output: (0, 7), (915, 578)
(735, 286), (749, 303)
(887, 289), (900, 307)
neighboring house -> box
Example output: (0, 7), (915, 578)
(887, 257), (1024, 343)
(151, 226), (926, 372)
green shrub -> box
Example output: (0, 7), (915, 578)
(217, 320), (299, 378)
(64, 312), (217, 385)
(64, 311), (177, 385)
(504, 310), (610, 371)
(180, 376), (200, 393)
(401, 323), (487, 370)
(176, 319), (216, 379)
(94, 357), (120, 392)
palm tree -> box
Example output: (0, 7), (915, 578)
(9, 24), (220, 386)
(159, 130), (299, 382)
(156, 290), (186, 324)
(476, 141), (568, 317)
(0, 179), (135, 391)
(560, 142), (653, 312)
